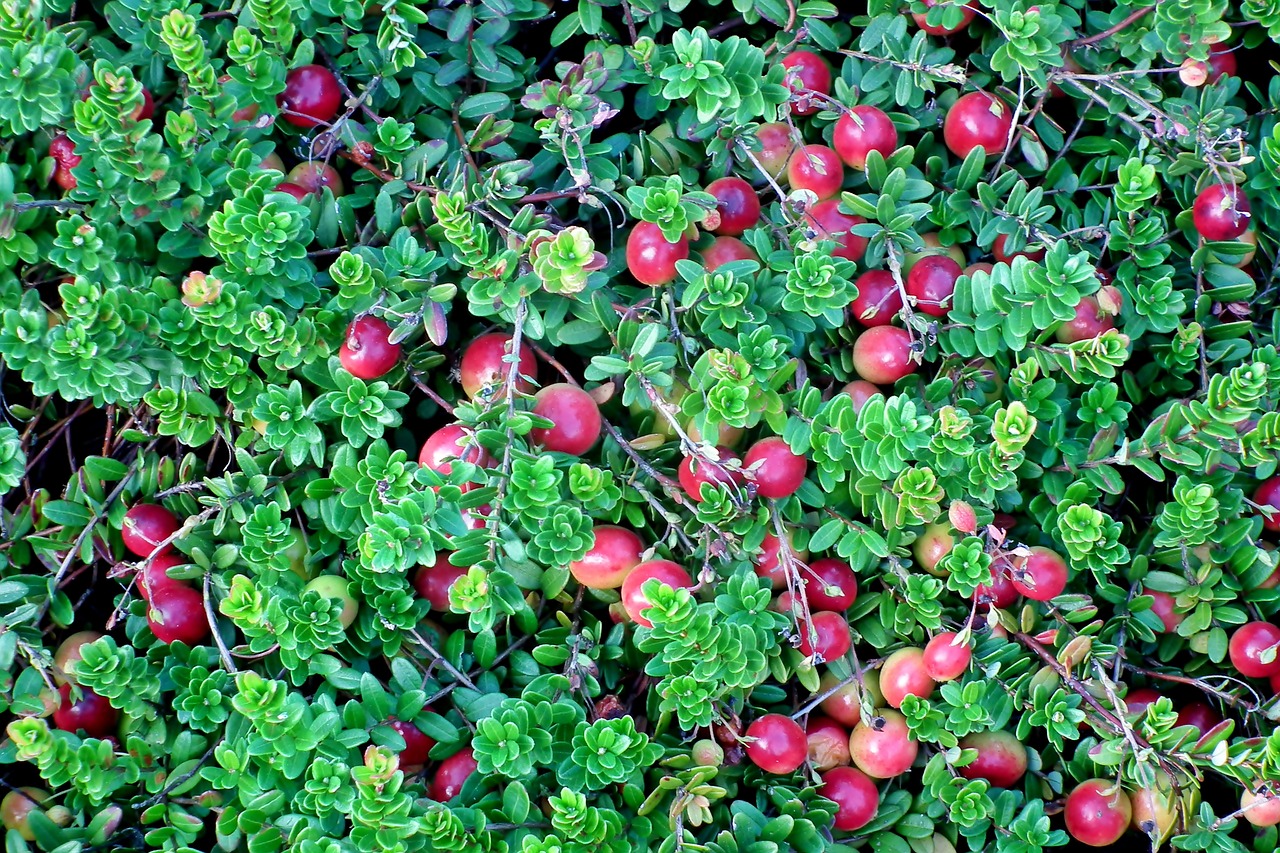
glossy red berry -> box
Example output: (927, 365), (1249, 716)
(678, 448), (744, 502)
(627, 221), (689, 285)
(147, 584), (210, 645)
(913, 522), (954, 575)
(745, 713), (807, 774)
(798, 611), (852, 660)
(1054, 296), (1115, 343)
(1010, 546), (1068, 601)
(286, 162), (345, 197)
(1255, 477), (1280, 532)
(755, 122), (799, 181)
(806, 715), (851, 771)
(53, 683), (119, 738)
(414, 557), (468, 612)
(137, 553), (190, 602)
(840, 380), (882, 413)
(1064, 779), (1133, 848)
(850, 271), (904, 327)
(992, 233), (1046, 264)
(943, 91), (1013, 159)
(530, 383), (602, 456)
(621, 560), (694, 627)
(852, 326), (916, 385)
(49, 133), (81, 191)
(459, 332), (538, 400)
(1206, 43), (1238, 82)
(275, 181), (311, 201)
(879, 648), (935, 708)
(418, 424), (492, 478)
(1192, 182), (1251, 241)
(833, 106), (898, 170)
(905, 255), (961, 317)
(391, 718), (436, 768)
(430, 746), (477, 801)
(122, 503), (181, 558)
(786, 145), (844, 200)
(1146, 589), (1185, 634)
(780, 50), (831, 115)
(701, 235), (760, 270)
(1241, 787), (1280, 827)
(1123, 688), (1162, 719)
(805, 200), (868, 262)
(801, 558), (858, 611)
(1175, 702), (1222, 739)
(339, 316), (401, 380)
(570, 525), (645, 590)
(974, 560), (1020, 609)
(913, 0), (977, 35)
(1229, 621), (1280, 678)
(52, 631), (103, 684)
(754, 528), (809, 590)
(848, 709), (918, 778)
(278, 64), (343, 128)
(957, 730), (1027, 788)
(706, 176), (762, 236)
(822, 766), (880, 831)
(923, 632), (971, 681)
(743, 437), (807, 499)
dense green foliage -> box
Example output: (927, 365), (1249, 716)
(2, 0), (1280, 851)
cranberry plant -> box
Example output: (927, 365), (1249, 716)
(2, 0), (1280, 851)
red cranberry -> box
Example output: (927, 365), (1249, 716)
(879, 648), (935, 708)
(53, 683), (119, 738)
(802, 558), (858, 611)
(805, 200), (867, 262)
(278, 64), (343, 128)
(621, 560), (694, 628)
(821, 766), (880, 832)
(429, 747), (477, 801)
(627, 221), (689, 285)
(569, 526), (644, 590)
(1146, 589), (1184, 634)
(701, 236), (760, 270)
(798, 611), (852, 660)
(852, 326), (916, 385)
(1229, 621), (1280, 678)
(755, 122), (798, 181)
(391, 718), (436, 768)
(913, 0), (977, 35)
(414, 557), (467, 612)
(974, 560), (1020, 609)
(678, 448), (744, 502)
(923, 632), (971, 681)
(1174, 702), (1222, 739)
(1010, 546), (1068, 601)
(286, 162), (345, 197)
(806, 715), (851, 771)
(840, 380), (882, 413)
(754, 528), (809, 589)
(848, 709), (917, 778)
(137, 553), (191, 602)
(943, 91), (1013, 159)
(905, 255), (961, 317)
(780, 50), (832, 115)
(122, 504), (180, 558)
(786, 145), (845, 200)
(459, 333), (538, 400)
(1207, 42), (1237, 81)
(1064, 779), (1132, 848)
(418, 424), (492, 479)
(338, 316), (401, 380)
(529, 384), (602, 456)
(1255, 477), (1280, 532)
(745, 713), (807, 774)
(1192, 182), (1251, 241)
(275, 181), (311, 201)
(706, 176), (762, 236)
(147, 584), (211, 645)
(850, 271), (904, 327)
(1123, 687), (1162, 719)
(833, 106), (899, 170)
(957, 730), (1028, 788)
(992, 233), (1046, 264)
(743, 437), (807, 499)
(1054, 296), (1115, 343)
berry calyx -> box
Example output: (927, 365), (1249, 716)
(338, 316), (401, 380)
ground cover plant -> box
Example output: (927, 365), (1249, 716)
(2, 0), (1280, 851)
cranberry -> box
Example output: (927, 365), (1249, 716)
(993, 233), (1045, 263)
(569, 526), (644, 590)
(53, 683), (119, 738)
(805, 200), (867, 262)
(678, 448), (744, 502)
(801, 558), (858, 611)
(780, 50), (831, 115)
(840, 380), (882, 413)
(819, 670), (880, 727)
(974, 562), (1020, 610)
(49, 132), (82, 191)
(701, 235), (760, 270)
(1124, 687), (1162, 719)
(852, 326), (916, 385)
(923, 632), (971, 681)
(390, 718), (436, 768)
(147, 584), (210, 645)
(1206, 42), (1238, 82)
(414, 557), (468, 612)
(743, 437), (807, 499)
(1054, 296), (1115, 343)
(1192, 182), (1251, 241)
(305, 575), (359, 628)
(1241, 787), (1280, 827)
(137, 553), (191, 602)
(429, 746), (477, 801)
(745, 713), (807, 774)
(621, 560), (694, 628)
(122, 503), (181, 558)
(833, 106), (899, 170)
(627, 221), (689, 285)
(957, 730), (1027, 787)
(754, 122), (799, 181)
(1010, 546), (1068, 601)
(913, 0), (977, 35)
(1255, 477), (1280, 532)
(1175, 702), (1222, 739)
(418, 424), (492, 485)
(798, 611), (852, 660)
(822, 766), (880, 831)
(848, 709), (918, 778)
(806, 715), (851, 771)
(278, 64), (343, 128)
(338, 316), (401, 380)
(879, 648), (936, 708)
(706, 176), (762, 236)
(905, 255), (961, 317)
(1146, 589), (1185, 634)
(850, 271), (904, 327)
(786, 145), (845, 200)
(530, 383), (602, 456)
(1229, 621), (1280, 678)
(1, 789), (49, 841)
(1064, 779), (1133, 848)
(943, 91), (1013, 159)
(459, 333), (538, 400)
(913, 522), (954, 575)
(286, 161), (345, 197)
(52, 631), (103, 684)
(275, 181), (311, 201)
(965, 261), (995, 277)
